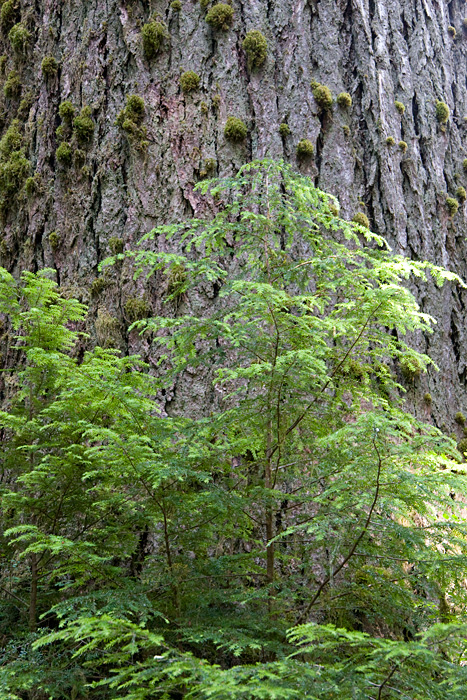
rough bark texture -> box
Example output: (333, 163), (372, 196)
(2, 0), (467, 428)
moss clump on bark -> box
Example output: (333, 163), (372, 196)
(109, 237), (124, 254)
(395, 100), (405, 115)
(41, 56), (58, 76)
(59, 100), (75, 122)
(436, 100), (450, 124)
(4, 70), (21, 98)
(124, 297), (150, 322)
(242, 30), (267, 69)
(0, 122), (30, 204)
(224, 116), (247, 142)
(171, 1), (182, 9)
(352, 211), (370, 228)
(56, 142), (72, 165)
(456, 186), (466, 204)
(180, 70), (200, 93)
(8, 23), (30, 53)
(296, 139), (314, 157)
(446, 196), (459, 216)
(73, 106), (94, 144)
(337, 91), (352, 107)
(386, 136), (395, 146)
(424, 392), (432, 405)
(279, 123), (291, 136)
(448, 25), (456, 38)
(399, 140), (408, 153)
(205, 3), (234, 30)
(48, 231), (60, 250)
(24, 172), (41, 196)
(312, 83), (332, 110)
(0, 0), (17, 32)
(455, 411), (466, 425)
(142, 20), (167, 59)
(117, 94), (147, 147)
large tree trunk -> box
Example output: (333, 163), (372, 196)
(1, 0), (466, 427)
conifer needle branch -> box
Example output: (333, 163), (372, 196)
(297, 436), (383, 623)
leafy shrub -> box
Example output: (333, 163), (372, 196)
(205, 3), (234, 30)
(224, 116), (247, 142)
(242, 30), (267, 69)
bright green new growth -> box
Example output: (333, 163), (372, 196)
(142, 20), (167, 59)
(180, 70), (200, 93)
(312, 83), (333, 110)
(3, 69), (21, 98)
(8, 22), (30, 52)
(446, 196), (459, 215)
(56, 141), (72, 165)
(205, 3), (234, 30)
(395, 100), (405, 114)
(352, 211), (370, 228)
(279, 122), (291, 136)
(296, 138), (314, 157)
(73, 105), (94, 144)
(456, 186), (467, 203)
(337, 91), (352, 107)
(1, 160), (466, 700)
(41, 55), (58, 76)
(224, 115), (247, 141)
(242, 30), (267, 69)
(436, 100), (450, 124)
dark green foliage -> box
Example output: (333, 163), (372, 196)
(395, 100), (405, 114)
(124, 296), (150, 321)
(3, 70), (21, 98)
(400, 355), (423, 379)
(296, 138), (314, 157)
(312, 83), (333, 110)
(456, 186), (467, 203)
(337, 91), (352, 107)
(56, 141), (72, 165)
(436, 100), (450, 124)
(458, 437), (467, 455)
(242, 30), (267, 69)
(58, 99), (75, 122)
(224, 115), (247, 141)
(279, 122), (291, 136)
(73, 106), (94, 144)
(205, 3), (234, 30)
(108, 236), (124, 254)
(180, 70), (200, 93)
(386, 135), (395, 146)
(41, 55), (58, 76)
(8, 22), (30, 52)
(399, 139), (408, 153)
(446, 196), (459, 216)
(0, 0), (17, 31)
(142, 19), (167, 59)
(352, 211), (370, 228)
